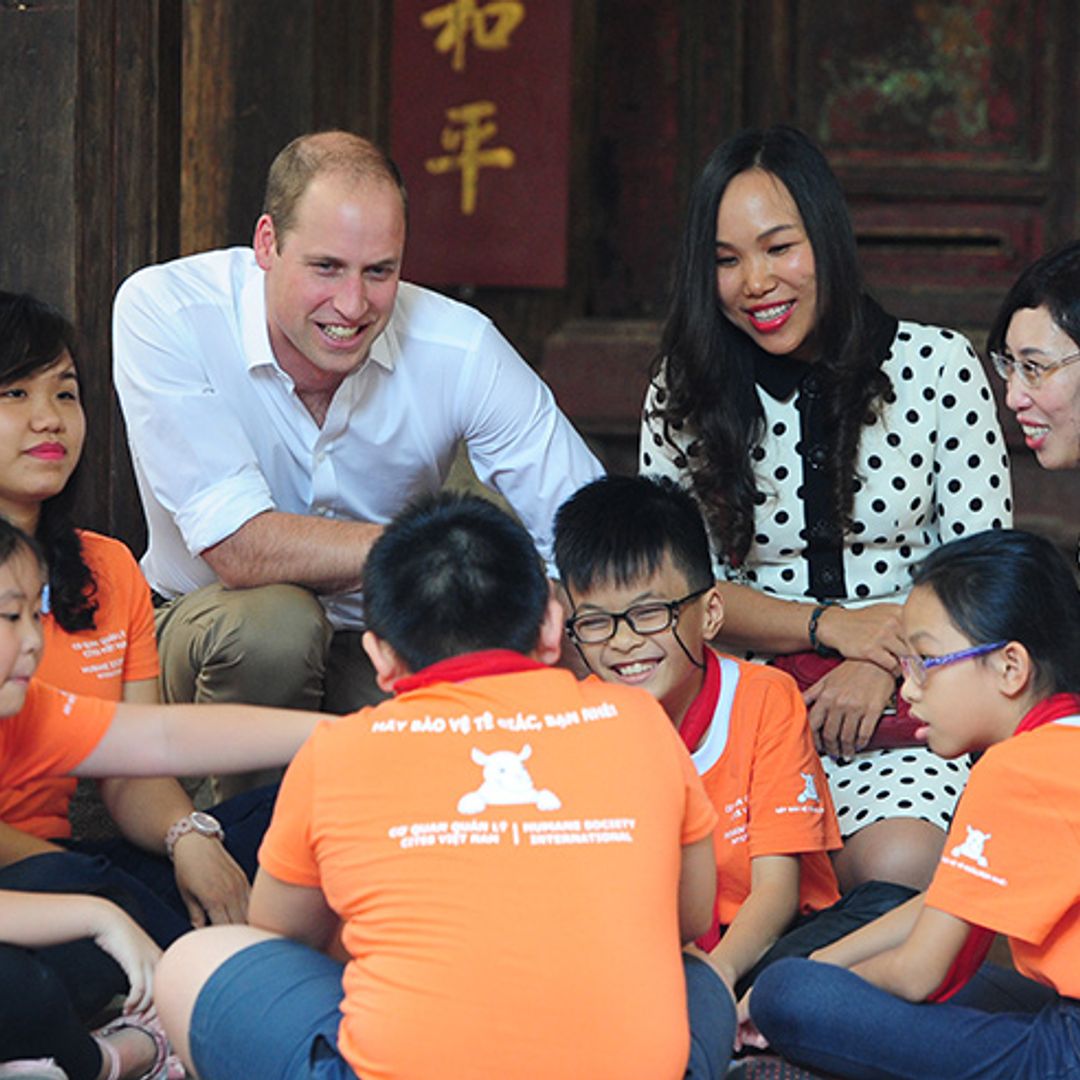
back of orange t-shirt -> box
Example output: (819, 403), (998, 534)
(926, 721), (1080, 996)
(261, 665), (717, 1080)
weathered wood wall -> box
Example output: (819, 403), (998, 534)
(0, 0), (1076, 551)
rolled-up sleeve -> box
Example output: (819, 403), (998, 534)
(113, 268), (276, 557)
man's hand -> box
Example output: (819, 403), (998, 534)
(172, 833), (251, 927)
(804, 660), (897, 760)
(813, 602), (905, 673)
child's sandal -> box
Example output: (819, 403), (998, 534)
(0, 1062), (69, 1080)
(92, 1012), (185, 1080)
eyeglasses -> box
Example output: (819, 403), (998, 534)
(989, 349), (1080, 389)
(898, 641), (1007, 687)
(565, 586), (711, 645)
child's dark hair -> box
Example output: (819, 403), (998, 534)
(362, 492), (549, 672)
(0, 516), (47, 579)
(0, 291), (96, 631)
(911, 529), (1080, 695)
(986, 240), (1080, 357)
(554, 475), (714, 596)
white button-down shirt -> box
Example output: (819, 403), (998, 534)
(113, 248), (603, 629)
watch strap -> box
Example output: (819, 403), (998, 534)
(165, 812), (224, 860)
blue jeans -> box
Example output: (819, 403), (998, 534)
(685, 953), (737, 1079)
(190, 941), (735, 1080)
(751, 957), (1078, 1079)
(191, 940), (351, 1080)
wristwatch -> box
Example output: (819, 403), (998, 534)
(165, 811), (225, 860)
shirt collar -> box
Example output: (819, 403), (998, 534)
(393, 649), (546, 693)
(678, 647), (719, 752)
(239, 254), (400, 379)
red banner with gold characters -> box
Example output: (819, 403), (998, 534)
(390, 0), (572, 288)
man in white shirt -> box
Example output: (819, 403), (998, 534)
(113, 130), (603, 717)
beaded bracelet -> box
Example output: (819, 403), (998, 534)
(807, 600), (839, 657)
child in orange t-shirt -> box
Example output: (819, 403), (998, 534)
(0, 290), (263, 947)
(553, 478), (917, 1025)
(153, 493), (727, 1080)
(749, 529), (1080, 1078)
(0, 518), (323, 1079)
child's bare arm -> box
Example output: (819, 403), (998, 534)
(0, 820), (64, 868)
(703, 854), (799, 992)
(810, 892), (925, 968)
(679, 833), (718, 943)
(248, 868), (340, 953)
(850, 903), (969, 1002)
(73, 702), (325, 779)
(0, 891), (160, 1012)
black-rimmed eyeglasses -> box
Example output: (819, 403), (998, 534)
(565, 585), (711, 645)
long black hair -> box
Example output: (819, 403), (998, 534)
(653, 125), (891, 564)
(0, 291), (97, 631)
(912, 529), (1080, 696)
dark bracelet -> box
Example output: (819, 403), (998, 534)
(807, 601), (841, 657)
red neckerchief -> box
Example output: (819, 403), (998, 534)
(929, 692), (1080, 1002)
(392, 650), (545, 694)
(679, 648), (719, 753)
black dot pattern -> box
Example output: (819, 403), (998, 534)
(640, 322), (1011, 831)
(640, 321), (1013, 599)
(823, 750), (966, 836)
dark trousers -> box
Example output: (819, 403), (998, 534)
(0, 941), (115, 1079)
(4, 783), (277, 947)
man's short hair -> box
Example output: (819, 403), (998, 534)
(263, 130), (408, 244)
(554, 475), (715, 595)
(363, 493), (549, 672)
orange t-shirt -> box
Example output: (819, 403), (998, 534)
(260, 652), (718, 1080)
(25, 531), (159, 839)
(684, 650), (841, 931)
(0, 679), (117, 836)
(926, 718), (1080, 997)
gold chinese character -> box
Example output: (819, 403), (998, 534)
(424, 101), (516, 215)
(420, 0), (525, 72)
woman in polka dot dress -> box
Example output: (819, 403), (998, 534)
(640, 125), (1012, 895)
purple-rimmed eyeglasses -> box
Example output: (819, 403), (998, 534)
(898, 641), (1007, 687)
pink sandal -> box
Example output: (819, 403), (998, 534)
(92, 1012), (184, 1080)
(0, 1062), (68, 1080)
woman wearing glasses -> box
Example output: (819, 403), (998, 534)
(987, 241), (1080, 472)
(641, 126), (1013, 895)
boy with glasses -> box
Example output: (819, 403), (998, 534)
(555, 476), (913, 1010)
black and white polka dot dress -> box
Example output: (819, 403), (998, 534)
(641, 319), (1013, 836)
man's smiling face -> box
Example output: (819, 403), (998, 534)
(255, 171), (406, 394)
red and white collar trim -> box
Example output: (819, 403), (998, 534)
(679, 648), (741, 774)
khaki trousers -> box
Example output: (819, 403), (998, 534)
(154, 583), (387, 794)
